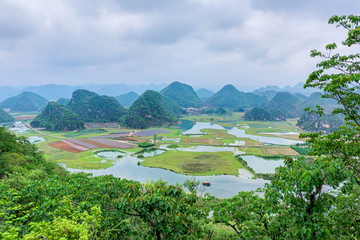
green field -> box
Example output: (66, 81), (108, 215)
(141, 151), (244, 176)
(12, 112), (304, 172)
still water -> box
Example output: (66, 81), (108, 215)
(242, 155), (284, 173)
(66, 155), (268, 199)
(178, 120), (304, 145)
(227, 127), (304, 145)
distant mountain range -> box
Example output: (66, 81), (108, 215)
(0, 83), (167, 102)
(253, 82), (318, 97)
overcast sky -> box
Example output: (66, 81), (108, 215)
(0, 0), (359, 91)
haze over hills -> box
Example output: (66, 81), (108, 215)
(160, 81), (202, 108)
(253, 82), (318, 97)
(121, 90), (176, 129)
(0, 83), (167, 101)
(0, 86), (20, 102)
(31, 102), (84, 131)
(0, 92), (48, 112)
(116, 92), (140, 107)
(206, 84), (267, 108)
(68, 89), (126, 123)
(196, 88), (215, 100)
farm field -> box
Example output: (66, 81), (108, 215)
(10, 112), (306, 175)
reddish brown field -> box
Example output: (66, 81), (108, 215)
(50, 138), (134, 153)
(14, 116), (36, 120)
(80, 139), (111, 148)
(50, 141), (88, 153)
(189, 138), (222, 145)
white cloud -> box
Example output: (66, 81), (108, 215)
(0, 0), (358, 89)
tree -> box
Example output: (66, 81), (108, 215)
(304, 15), (360, 185)
(213, 15), (360, 240)
(261, 14), (360, 238)
(118, 180), (206, 240)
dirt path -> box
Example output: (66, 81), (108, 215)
(26, 124), (68, 140)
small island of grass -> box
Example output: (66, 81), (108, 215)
(141, 151), (245, 176)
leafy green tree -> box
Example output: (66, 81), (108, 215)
(183, 177), (200, 194)
(304, 14), (360, 185)
(118, 180), (206, 239)
(212, 191), (270, 239)
(24, 196), (101, 240)
(259, 14), (360, 239)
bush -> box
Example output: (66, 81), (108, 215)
(138, 142), (154, 148)
(167, 144), (179, 148)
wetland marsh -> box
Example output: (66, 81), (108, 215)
(13, 113), (305, 198)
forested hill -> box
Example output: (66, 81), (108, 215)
(206, 84), (267, 108)
(264, 92), (305, 118)
(0, 91), (48, 112)
(68, 89), (126, 122)
(160, 81), (202, 108)
(161, 95), (187, 116)
(115, 91), (139, 107)
(56, 98), (70, 106)
(31, 102), (84, 131)
(298, 92), (339, 112)
(121, 90), (176, 129)
(0, 108), (14, 123)
(244, 107), (286, 121)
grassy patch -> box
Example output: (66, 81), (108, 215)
(181, 114), (241, 123)
(63, 128), (108, 137)
(243, 147), (263, 156)
(141, 151), (244, 176)
(35, 137), (116, 169)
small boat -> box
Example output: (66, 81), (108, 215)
(202, 181), (211, 187)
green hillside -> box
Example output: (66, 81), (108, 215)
(244, 107), (286, 121)
(68, 89), (126, 122)
(31, 102), (84, 131)
(160, 81), (202, 108)
(206, 84), (267, 108)
(57, 98), (70, 106)
(264, 92), (304, 118)
(0, 91), (48, 112)
(116, 91), (139, 107)
(121, 90), (176, 129)
(0, 108), (14, 123)
(161, 95), (187, 116)
(298, 92), (339, 113)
